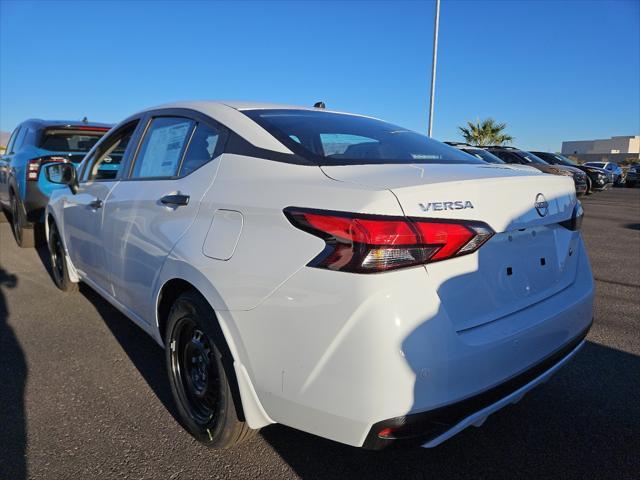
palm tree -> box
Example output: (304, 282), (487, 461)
(458, 118), (514, 146)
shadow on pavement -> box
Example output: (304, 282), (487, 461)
(0, 265), (26, 480)
(77, 284), (181, 424)
(261, 341), (640, 479)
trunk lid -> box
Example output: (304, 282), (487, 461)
(322, 163), (581, 331)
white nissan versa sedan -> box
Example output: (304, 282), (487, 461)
(44, 102), (594, 450)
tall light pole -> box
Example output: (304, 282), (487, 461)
(427, 0), (441, 137)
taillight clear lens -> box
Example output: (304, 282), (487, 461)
(285, 208), (494, 273)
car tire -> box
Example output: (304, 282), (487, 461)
(165, 290), (257, 448)
(10, 193), (35, 248)
(48, 222), (78, 292)
(585, 177), (593, 195)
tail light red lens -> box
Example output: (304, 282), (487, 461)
(26, 156), (68, 181)
(285, 208), (494, 273)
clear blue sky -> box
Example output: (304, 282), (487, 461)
(1, 0), (638, 151)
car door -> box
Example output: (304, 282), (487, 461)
(63, 120), (142, 292)
(103, 112), (228, 322)
(0, 126), (21, 206)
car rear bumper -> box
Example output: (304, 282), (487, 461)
(362, 324), (590, 449)
(23, 182), (50, 224)
(230, 237), (594, 447)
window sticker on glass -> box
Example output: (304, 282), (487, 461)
(138, 121), (191, 177)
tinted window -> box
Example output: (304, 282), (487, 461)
(490, 150), (520, 164)
(243, 109), (482, 166)
(86, 122), (137, 181)
(179, 123), (222, 176)
(461, 148), (504, 164)
(13, 127), (29, 151)
(132, 117), (193, 178)
(515, 151), (547, 165)
(6, 127), (21, 154)
(40, 130), (107, 153)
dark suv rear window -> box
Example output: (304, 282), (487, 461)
(243, 109), (483, 166)
(39, 129), (108, 153)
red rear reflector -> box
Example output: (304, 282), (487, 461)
(285, 208), (494, 273)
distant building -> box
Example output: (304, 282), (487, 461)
(561, 135), (640, 164)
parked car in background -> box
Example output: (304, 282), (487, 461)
(44, 101), (593, 450)
(444, 142), (507, 164)
(625, 164), (640, 187)
(484, 146), (588, 196)
(0, 119), (112, 246)
(583, 161), (623, 185)
(530, 151), (610, 194)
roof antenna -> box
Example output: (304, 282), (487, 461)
(313, 101), (326, 109)
(82, 116), (88, 123)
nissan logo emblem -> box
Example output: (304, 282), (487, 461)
(535, 193), (549, 217)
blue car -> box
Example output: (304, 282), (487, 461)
(0, 119), (112, 246)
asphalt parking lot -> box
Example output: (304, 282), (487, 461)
(1, 188), (638, 480)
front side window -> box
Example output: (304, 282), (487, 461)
(86, 122), (138, 181)
(131, 117), (194, 178)
(179, 123), (223, 176)
(243, 109), (482, 166)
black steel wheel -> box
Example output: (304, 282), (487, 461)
(165, 290), (257, 448)
(48, 222), (78, 292)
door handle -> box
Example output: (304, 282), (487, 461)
(160, 194), (190, 207)
(89, 199), (103, 209)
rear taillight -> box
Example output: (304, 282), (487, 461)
(560, 201), (584, 231)
(26, 156), (68, 181)
(285, 208), (494, 273)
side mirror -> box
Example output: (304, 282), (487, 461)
(44, 163), (78, 194)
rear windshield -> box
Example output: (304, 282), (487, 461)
(39, 129), (107, 153)
(243, 109), (484, 166)
(461, 148), (504, 164)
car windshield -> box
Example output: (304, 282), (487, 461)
(585, 162), (606, 169)
(461, 148), (505, 164)
(40, 129), (107, 153)
(243, 109), (484, 166)
(541, 152), (576, 167)
(517, 151), (547, 165)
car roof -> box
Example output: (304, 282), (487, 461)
(20, 118), (113, 129)
(140, 100), (382, 155)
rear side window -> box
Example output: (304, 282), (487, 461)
(179, 123), (223, 176)
(132, 117), (194, 178)
(243, 109), (482, 166)
(13, 127), (29, 151)
(39, 130), (107, 153)
(6, 127), (21, 154)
